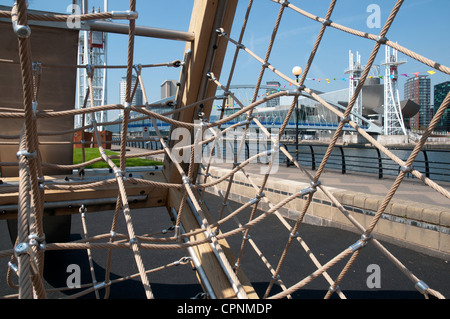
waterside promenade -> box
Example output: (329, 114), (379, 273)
(141, 146), (450, 259)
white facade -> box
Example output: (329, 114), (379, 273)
(120, 75), (143, 106)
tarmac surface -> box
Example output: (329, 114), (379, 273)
(0, 147), (449, 299)
(254, 162), (450, 209)
(128, 146), (450, 209)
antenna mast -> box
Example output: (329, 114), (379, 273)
(382, 46), (406, 135)
(75, 0), (108, 130)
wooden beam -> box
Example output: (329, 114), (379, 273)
(0, 170), (168, 220)
(159, 0), (258, 299)
(167, 187), (258, 299)
(163, 0), (238, 183)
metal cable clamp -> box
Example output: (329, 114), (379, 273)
(8, 261), (18, 275)
(28, 233), (46, 251)
(340, 116), (351, 124)
(175, 257), (191, 266)
(114, 169), (125, 179)
(249, 196), (261, 205)
(328, 285), (340, 293)
(111, 10), (139, 20)
(310, 180), (321, 189)
(415, 280), (429, 294)
(123, 101), (131, 110)
(295, 84), (306, 92)
(181, 175), (192, 185)
(376, 36), (388, 44)
(16, 150), (37, 160)
(215, 28), (226, 36)
(206, 72), (216, 81)
(400, 165), (413, 173)
(349, 233), (373, 252)
(191, 292), (208, 299)
(32, 62), (42, 75)
(32, 101), (38, 117)
(11, 2), (31, 39)
(86, 64), (95, 78)
(174, 225), (181, 241)
(129, 237), (139, 246)
(14, 242), (30, 257)
(162, 225), (175, 234)
(290, 231), (299, 238)
(79, 204), (87, 218)
(133, 64), (143, 74)
(299, 186), (316, 197)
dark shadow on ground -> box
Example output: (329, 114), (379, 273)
(42, 234), (203, 299)
(250, 282), (428, 299)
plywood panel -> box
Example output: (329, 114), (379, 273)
(0, 22), (78, 177)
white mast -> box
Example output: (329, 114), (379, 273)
(345, 50), (363, 128)
(75, 0), (108, 131)
(382, 45), (406, 135)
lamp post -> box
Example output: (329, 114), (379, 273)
(292, 66), (302, 164)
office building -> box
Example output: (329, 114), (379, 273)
(161, 80), (178, 99)
(404, 75), (431, 130)
(434, 81), (450, 131)
(265, 81), (281, 107)
(119, 75), (143, 106)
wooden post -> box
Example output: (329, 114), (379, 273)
(163, 0), (237, 183)
(162, 0), (258, 299)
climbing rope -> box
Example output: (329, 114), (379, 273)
(0, 0), (448, 300)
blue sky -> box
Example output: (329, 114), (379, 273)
(2, 0), (449, 115)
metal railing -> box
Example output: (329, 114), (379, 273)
(112, 135), (450, 183)
(284, 143), (450, 182)
(112, 136), (165, 150)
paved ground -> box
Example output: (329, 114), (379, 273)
(1, 191), (448, 299)
(222, 162), (450, 208)
(0, 147), (448, 300)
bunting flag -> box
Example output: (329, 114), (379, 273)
(238, 71), (440, 100)
(299, 69), (438, 84)
(217, 67), (440, 106)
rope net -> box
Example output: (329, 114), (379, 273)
(0, 0), (448, 299)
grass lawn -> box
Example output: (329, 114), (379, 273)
(73, 148), (162, 169)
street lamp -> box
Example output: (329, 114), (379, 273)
(292, 66), (302, 164)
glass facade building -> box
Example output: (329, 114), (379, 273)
(404, 75), (431, 130)
(434, 81), (450, 131)
(119, 75), (143, 106)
